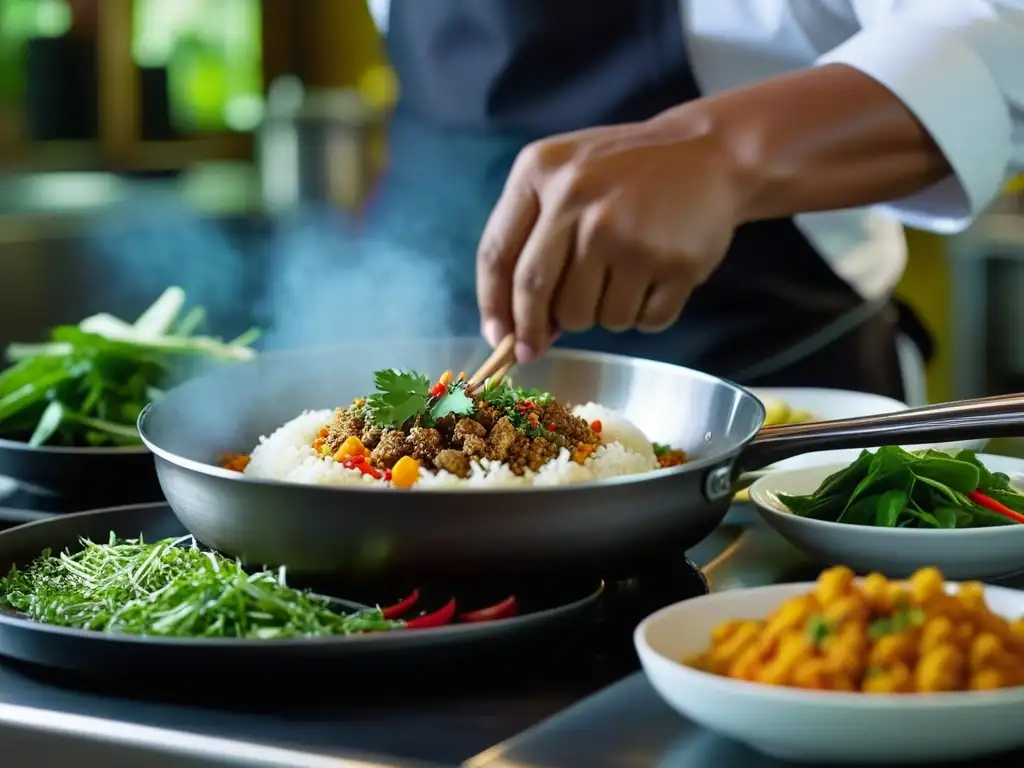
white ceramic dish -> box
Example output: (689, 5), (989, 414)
(747, 454), (1024, 579)
(748, 387), (988, 471)
(635, 581), (1024, 763)
(721, 388), (989, 527)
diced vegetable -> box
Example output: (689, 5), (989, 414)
(333, 436), (367, 460)
(391, 455), (421, 488)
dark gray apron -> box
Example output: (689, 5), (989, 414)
(364, 0), (915, 398)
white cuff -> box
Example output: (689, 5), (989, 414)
(818, 18), (1013, 234)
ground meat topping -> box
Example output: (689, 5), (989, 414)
(312, 378), (638, 481)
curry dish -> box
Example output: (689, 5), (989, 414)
(686, 566), (1024, 693)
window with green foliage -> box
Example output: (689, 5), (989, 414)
(133, 0), (263, 133)
(0, 0), (72, 103)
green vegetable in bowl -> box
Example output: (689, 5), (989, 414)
(778, 447), (1024, 529)
(0, 287), (259, 448)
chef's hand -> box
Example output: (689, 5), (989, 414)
(475, 113), (745, 362)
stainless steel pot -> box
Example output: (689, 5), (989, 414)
(138, 341), (1024, 577)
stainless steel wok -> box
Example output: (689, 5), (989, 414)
(137, 340), (1024, 577)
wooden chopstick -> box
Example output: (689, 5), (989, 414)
(466, 334), (516, 393)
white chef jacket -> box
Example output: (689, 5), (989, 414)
(367, 0), (1024, 300)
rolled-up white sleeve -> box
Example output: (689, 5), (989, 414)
(818, 0), (1024, 234)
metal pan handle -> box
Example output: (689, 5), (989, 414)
(736, 392), (1024, 473)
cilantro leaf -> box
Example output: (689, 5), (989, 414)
(428, 387), (475, 424)
(364, 369), (432, 429)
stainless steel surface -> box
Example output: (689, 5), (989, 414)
(258, 78), (383, 212)
(0, 702), (434, 767)
(140, 341), (765, 575)
(140, 340), (1024, 577)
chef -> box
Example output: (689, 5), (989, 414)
(363, 0), (1023, 399)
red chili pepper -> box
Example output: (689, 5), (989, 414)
(381, 588), (420, 619)
(384, 469), (392, 482)
(967, 490), (1024, 524)
(590, 419), (602, 433)
(405, 598), (456, 629)
(429, 382), (447, 398)
(458, 595), (517, 623)
(547, 423), (557, 431)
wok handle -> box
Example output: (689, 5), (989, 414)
(735, 392), (1024, 473)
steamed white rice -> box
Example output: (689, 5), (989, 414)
(243, 403), (659, 489)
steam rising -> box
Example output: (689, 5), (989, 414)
(257, 209), (456, 350)
(87, 200), (461, 352)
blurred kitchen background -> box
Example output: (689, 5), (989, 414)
(1, 1), (1023, 425)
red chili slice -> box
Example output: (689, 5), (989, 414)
(405, 598), (456, 629)
(381, 588), (420, 619)
(458, 595), (517, 623)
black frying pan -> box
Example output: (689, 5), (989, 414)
(0, 503), (603, 682)
(0, 439), (161, 508)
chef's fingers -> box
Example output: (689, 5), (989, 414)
(637, 278), (692, 333)
(477, 185), (540, 347)
(598, 266), (652, 332)
(511, 213), (574, 361)
(552, 256), (608, 332)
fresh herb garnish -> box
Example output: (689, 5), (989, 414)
(363, 369), (476, 429)
(0, 287), (258, 448)
(868, 608), (925, 640)
(778, 447), (1024, 530)
(0, 533), (400, 638)
(652, 443), (672, 458)
(429, 386), (475, 423)
(806, 614), (833, 645)
(480, 381), (554, 436)
(364, 369), (433, 429)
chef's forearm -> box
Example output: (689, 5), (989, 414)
(658, 63), (952, 223)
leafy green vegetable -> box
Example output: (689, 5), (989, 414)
(0, 287), (259, 448)
(364, 369), (432, 429)
(778, 446), (1024, 530)
(0, 533), (401, 639)
(480, 381), (555, 436)
(363, 369), (477, 429)
(429, 387), (475, 423)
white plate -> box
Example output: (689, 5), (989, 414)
(747, 454), (1024, 579)
(635, 581), (1024, 763)
(749, 387), (988, 470)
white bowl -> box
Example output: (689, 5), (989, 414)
(635, 581), (1024, 763)
(748, 387), (988, 470)
(748, 454), (1024, 579)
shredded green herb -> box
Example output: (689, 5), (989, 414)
(0, 287), (258, 448)
(0, 533), (401, 639)
(652, 443), (672, 458)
